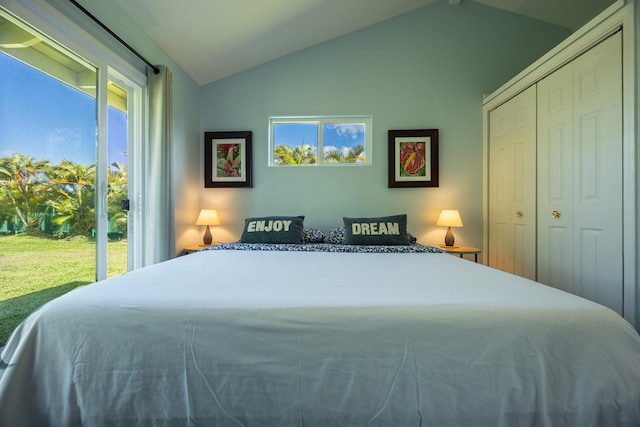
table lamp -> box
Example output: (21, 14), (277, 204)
(436, 209), (463, 247)
(195, 209), (220, 246)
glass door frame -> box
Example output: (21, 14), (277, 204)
(2, 0), (147, 280)
(104, 69), (145, 275)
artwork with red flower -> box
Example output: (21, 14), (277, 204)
(399, 141), (426, 176)
(387, 129), (438, 188)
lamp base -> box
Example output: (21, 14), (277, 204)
(444, 226), (455, 247)
(202, 225), (213, 245)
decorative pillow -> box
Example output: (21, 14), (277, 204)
(408, 232), (417, 245)
(303, 227), (325, 244)
(326, 226), (346, 244)
(327, 225), (417, 245)
(240, 216), (305, 244)
(343, 214), (410, 245)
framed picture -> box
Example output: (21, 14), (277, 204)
(388, 129), (439, 188)
(204, 131), (252, 188)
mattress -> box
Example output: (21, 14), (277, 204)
(1, 244), (639, 426)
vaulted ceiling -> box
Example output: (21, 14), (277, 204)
(104, 0), (614, 85)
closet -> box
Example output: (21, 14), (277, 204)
(487, 31), (623, 315)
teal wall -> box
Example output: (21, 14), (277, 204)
(198, 1), (570, 251)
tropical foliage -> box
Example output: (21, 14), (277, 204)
(273, 144), (318, 166)
(324, 144), (365, 163)
(46, 159), (96, 236)
(0, 153), (127, 237)
(273, 143), (366, 166)
(0, 153), (50, 230)
(107, 162), (128, 236)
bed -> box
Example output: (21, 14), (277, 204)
(1, 238), (640, 426)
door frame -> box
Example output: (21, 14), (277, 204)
(105, 69), (146, 274)
(3, 0), (148, 279)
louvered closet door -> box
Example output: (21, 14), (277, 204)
(488, 86), (537, 280)
(537, 32), (623, 314)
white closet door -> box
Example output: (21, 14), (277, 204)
(488, 86), (537, 279)
(537, 57), (574, 291)
(573, 32), (623, 313)
(538, 32), (623, 314)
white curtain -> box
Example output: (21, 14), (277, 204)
(144, 65), (173, 265)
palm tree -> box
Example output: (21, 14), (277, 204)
(47, 160), (96, 236)
(0, 153), (51, 230)
(107, 162), (128, 238)
(273, 144), (318, 165)
(323, 144), (365, 163)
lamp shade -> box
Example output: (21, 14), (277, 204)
(195, 209), (220, 226)
(436, 210), (463, 227)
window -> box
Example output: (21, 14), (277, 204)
(269, 116), (372, 166)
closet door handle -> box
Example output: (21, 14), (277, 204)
(552, 210), (561, 219)
(515, 211), (523, 218)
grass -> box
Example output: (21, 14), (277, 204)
(0, 232), (127, 346)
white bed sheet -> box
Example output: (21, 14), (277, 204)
(1, 249), (640, 426)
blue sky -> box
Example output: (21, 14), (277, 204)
(0, 52), (128, 168)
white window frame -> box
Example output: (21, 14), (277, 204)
(268, 115), (372, 166)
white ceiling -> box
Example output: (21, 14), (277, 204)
(107, 0), (615, 86)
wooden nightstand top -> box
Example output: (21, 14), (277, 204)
(182, 243), (220, 254)
(439, 245), (481, 255)
(439, 245), (481, 262)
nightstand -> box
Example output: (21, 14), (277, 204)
(180, 244), (219, 256)
(439, 245), (481, 262)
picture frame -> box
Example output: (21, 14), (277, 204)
(204, 131), (252, 188)
(388, 129), (439, 188)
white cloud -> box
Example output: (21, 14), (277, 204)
(335, 124), (361, 140)
(325, 124), (363, 140)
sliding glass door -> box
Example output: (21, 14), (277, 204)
(0, 9), (138, 280)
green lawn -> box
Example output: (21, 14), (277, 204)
(0, 233), (127, 346)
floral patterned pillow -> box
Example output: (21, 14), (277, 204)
(303, 227), (326, 243)
(326, 226), (346, 244)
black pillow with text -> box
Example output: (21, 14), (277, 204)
(240, 215), (305, 244)
(343, 214), (409, 245)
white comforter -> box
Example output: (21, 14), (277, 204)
(1, 248), (640, 426)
